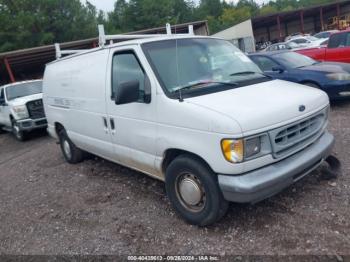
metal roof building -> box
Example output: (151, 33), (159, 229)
(0, 20), (209, 85)
(213, 0), (350, 52)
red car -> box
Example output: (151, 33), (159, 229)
(296, 29), (350, 63)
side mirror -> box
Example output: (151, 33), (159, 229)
(115, 80), (140, 105)
(272, 66), (284, 73)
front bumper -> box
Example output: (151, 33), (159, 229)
(218, 131), (334, 203)
(16, 117), (47, 131)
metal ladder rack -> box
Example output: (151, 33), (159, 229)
(54, 23), (194, 59)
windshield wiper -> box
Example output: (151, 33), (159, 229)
(230, 71), (266, 76)
(173, 80), (238, 102)
(174, 80), (238, 92)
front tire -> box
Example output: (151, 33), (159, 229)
(165, 154), (229, 226)
(12, 121), (26, 141)
(58, 129), (85, 164)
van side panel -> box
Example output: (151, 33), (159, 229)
(43, 50), (114, 159)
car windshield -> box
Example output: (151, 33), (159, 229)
(6, 81), (42, 101)
(142, 38), (263, 94)
(273, 52), (316, 68)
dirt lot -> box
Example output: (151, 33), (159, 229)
(0, 102), (349, 256)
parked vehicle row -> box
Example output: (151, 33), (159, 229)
(286, 35), (328, 49)
(0, 80), (47, 140)
(296, 29), (350, 63)
(0, 25), (343, 226)
(249, 51), (350, 99)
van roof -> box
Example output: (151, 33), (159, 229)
(47, 35), (218, 65)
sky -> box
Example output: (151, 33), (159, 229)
(81, 0), (267, 13)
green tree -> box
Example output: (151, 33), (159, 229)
(219, 6), (251, 29)
(0, 0), (101, 52)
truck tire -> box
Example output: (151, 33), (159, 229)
(12, 121), (26, 141)
(58, 129), (85, 164)
(165, 154), (229, 226)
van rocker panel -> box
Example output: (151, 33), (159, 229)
(218, 131), (334, 203)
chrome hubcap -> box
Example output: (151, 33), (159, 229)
(63, 140), (72, 159)
(176, 173), (206, 212)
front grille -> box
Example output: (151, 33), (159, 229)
(269, 108), (327, 158)
(26, 99), (45, 119)
(35, 119), (47, 126)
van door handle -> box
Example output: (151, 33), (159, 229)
(110, 118), (116, 135)
(103, 117), (108, 134)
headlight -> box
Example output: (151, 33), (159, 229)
(244, 136), (261, 159)
(221, 139), (244, 163)
(13, 105), (29, 119)
(326, 72), (350, 81)
(221, 134), (270, 163)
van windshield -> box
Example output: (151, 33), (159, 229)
(142, 38), (264, 96)
(6, 81), (42, 101)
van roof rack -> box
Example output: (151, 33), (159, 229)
(54, 43), (86, 59)
(98, 23), (194, 46)
(55, 23), (194, 59)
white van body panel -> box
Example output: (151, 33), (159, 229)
(43, 49), (115, 159)
(43, 36), (331, 182)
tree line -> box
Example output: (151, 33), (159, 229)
(0, 0), (340, 52)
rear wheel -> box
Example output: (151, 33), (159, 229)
(165, 154), (229, 226)
(58, 129), (85, 164)
(12, 121), (26, 141)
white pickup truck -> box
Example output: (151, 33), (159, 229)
(0, 80), (47, 141)
(43, 31), (336, 226)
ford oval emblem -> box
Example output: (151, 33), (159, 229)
(299, 105), (306, 112)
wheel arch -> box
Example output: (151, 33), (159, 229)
(54, 122), (65, 136)
(161, 148), (213, 175)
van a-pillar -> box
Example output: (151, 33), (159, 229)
(4, 58), (15, 83)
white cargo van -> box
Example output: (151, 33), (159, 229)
(43, 26), (335, 226)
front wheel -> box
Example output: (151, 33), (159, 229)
(12, 121), (26, 141)
(58, 129), (85, 164)
(165, 154), (229, 226)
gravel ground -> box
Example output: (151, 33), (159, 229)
(0, 101), (349, 256)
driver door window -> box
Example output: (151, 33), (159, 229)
(112, 52), (145, 102)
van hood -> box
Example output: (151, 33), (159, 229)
(185, 79), (329, 135)
(8, 93), (43, 106)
